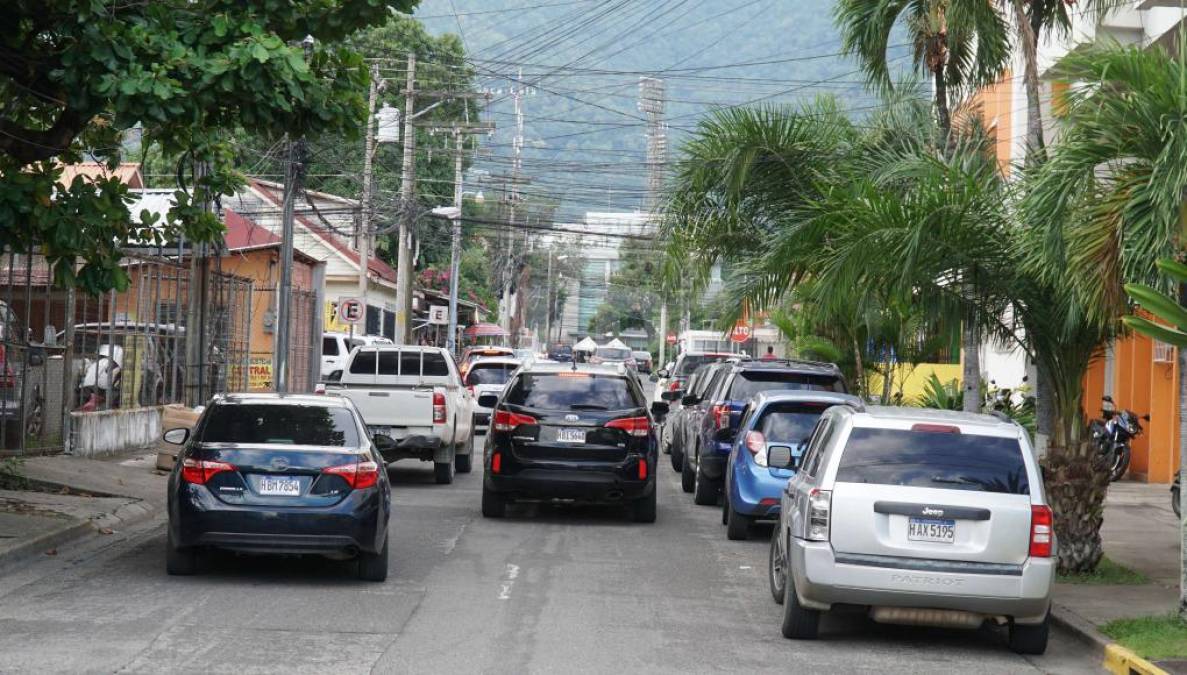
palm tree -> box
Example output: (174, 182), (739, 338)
(834, 0), (1010, 141)
(1026, 39), (1187, 610)
(835, 1), (1012, 412)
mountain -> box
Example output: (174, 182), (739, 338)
(410, 0), (883, 218)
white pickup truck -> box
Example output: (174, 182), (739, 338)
(324, 345), (473, 484)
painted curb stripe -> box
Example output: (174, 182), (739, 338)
(1104, 643), (1170, 675)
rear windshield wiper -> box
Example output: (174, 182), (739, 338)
(930, 475), (983, 488)
(569, 403), (609, 410)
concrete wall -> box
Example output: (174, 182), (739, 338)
(69, 406), (162, 458)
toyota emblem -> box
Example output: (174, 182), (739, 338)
(270, 457), (290, 471)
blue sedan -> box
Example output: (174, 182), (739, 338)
(722, 390), (861, 540)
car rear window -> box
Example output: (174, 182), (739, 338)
(835, 428), (1030, 495)
(467, 363), (517, 386)
(505, 373), (640, 411)
(676, 354), (731, 376)
(199, 404), (360, 447)
(756, 403), (831, 444)
(596, 347), (631, 360)
(728, 371), (846, 399)
(367, 350), (451, 376)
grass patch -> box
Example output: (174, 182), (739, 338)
(1102, 614), (1187, 660)
(1057, 556), (1149, 585)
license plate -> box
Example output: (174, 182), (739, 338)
(258, 476), (301, 497)
(908, 517), (955, 543)
(556, 427), (586, 444)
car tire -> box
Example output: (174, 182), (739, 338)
(1008, 611), (1050, 655)
(357, 537), (389, 582)
(434, 458), (455, 485)
(781, 569), (820, 639)
(726, 502), (751, 540)
(165, 533), (197, 576)
(456, 430), (475, 474)
(670, 447), (683, 473)
(482, 486), (506, 518)
(693, 462), (717, 506)
(769, 529), (786, 605)
(455, 452), (472, 474)
(632, 488), (657, 523)
(680, 452), (695, 493)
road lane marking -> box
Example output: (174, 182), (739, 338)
(498, 563), (519, 600)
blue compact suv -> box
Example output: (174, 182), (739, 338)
(722, 391), (861, 540)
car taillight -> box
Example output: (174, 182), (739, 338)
(323, 459), (379, 489)
(806, 488), (831, 541)
(313, 383), (326, 395)
(1030, 504), (1053, 557)
(493, 409), (537, 432)
(711, 403), (731, 430)
(433, 391), (447, 424)
(180, 457), (235, 485)
(606, 416), (649, 437)
(491, 452), (502, 474)
(668, 380), (681, 391)
(637, 457), (648, 480)
(745, 431), (769, 466)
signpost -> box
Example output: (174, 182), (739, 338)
(428, 305), (448, 325)
(338, 297), (365, 325)
(729, 323), (751, 344)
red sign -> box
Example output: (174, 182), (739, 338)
(729, 323), (751, 344)
(337, 297), (365, 325)
(665, 333), (677, 345)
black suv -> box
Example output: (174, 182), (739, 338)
(481, 363), (663, 522)
(683, 359), (847, 505)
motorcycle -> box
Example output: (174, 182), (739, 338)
(1088, 396), (1148, 482)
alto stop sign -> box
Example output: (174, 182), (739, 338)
(730, 323), (751, 343)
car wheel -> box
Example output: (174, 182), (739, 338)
(769, 529), (786, 605)
(357, 537), (389, 582)
(693, 461), (717, 506)
(726, 502), (752, 540)
(165, 532), (197, 576)
(680, 452), (695, 493)
(434, 458), (455, 485)
(631, 488), (657, 523)
(482, 486), (506, 518)
(670, 446), (683, 473)
(781, 567), (820, 639)
(1008, 611), (1050, 655)
(456, 432), (474, 474)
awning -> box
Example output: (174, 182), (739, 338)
(574, 336), (598, 352)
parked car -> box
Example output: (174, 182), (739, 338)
(465, 357), (521, 435)
(321, 332), (391, 378)
(723, 391), (862, 540)
(767, 406), (1053, 654)
(547, 344), (574, 363)
(668, 363), (721, 478)
(322, 345), (473, 483)
(459, 346), (515, 379)
(686, 359), (847, 506)
(651, 351), (744, 406)
(163, 393), (392, 581)
(481, 362), (664, 522)
(632, 351), (653, 374)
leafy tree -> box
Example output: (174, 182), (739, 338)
(0, 0), (415, 293)
(586, 239), (663, 338)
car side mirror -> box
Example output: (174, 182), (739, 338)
(373, 434), (397, 453)
(767, 444), (795, 470)
(650, 401), (669, 421)
(656, 369), (669, 379)
(326, 369), (343, 382)
(163, 428), (189, 445)
(661, 390), (682, 402)
(681, 394), (698, 406)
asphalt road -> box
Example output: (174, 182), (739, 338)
(0, 444), (1103, 673)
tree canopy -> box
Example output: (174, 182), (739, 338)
(0, 0), (416, 293)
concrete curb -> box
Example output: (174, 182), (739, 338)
(1051, 603), (1170, 675)
(0, 496), (160, 572)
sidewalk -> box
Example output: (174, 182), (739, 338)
(0, 449), (167, 571)
(1054, 481), (1183, 674)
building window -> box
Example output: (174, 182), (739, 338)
(366, 306), (380, 336)
(1154, 340), (1175, 364)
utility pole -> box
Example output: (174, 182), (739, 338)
(394, 53), (417, 345)
(275, 36), (314, 393)
(501, 69), (527, 336)
(446, 128), (464, 355)
(544, 249), (553, 351)
(639, 76), (667, 364)
(358, 63), (382, 317)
